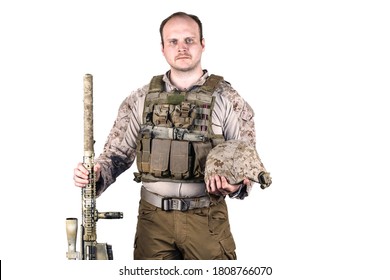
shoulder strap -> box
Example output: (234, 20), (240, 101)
(198, 74), (224, 94)
(148, 75), (164, 93)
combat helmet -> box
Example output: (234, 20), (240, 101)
(204, 139), (272, 189)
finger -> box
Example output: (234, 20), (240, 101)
(205, 179), (210, 193)
(208, 176), (217, 193)
(73, 169), (89, 187)
(220, 176), (228, 188)
(214, 175), (224, 191)
(73, 172), (88, 187)
(220, 176), (236, 193)
(74, 181), (88, 188)
(73, 163), (90, 188)
(94, 163), (101, 173)
(243, 178), (251, 186)
(73, 172), (88, 184)
(206, 176), (217, 193)
(219, 176), (229, 195)
(77, 162), (89, 175)
(74, 167), (89, 180)
(93, 163), (101, 181)
(208, 176), (223, 196)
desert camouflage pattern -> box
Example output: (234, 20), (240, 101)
(217, 81), (257, 146)
(66, 74), (123, 260)
(204, 139), (271, 189)
(95, 71), (259, 196)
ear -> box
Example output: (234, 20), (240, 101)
(201, 38), (205, 51)
(161, 42), (164, 55)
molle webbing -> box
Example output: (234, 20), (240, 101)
(136, 74), (225, 183)
(143, 74), (223, 133)
(147, 74), (223, 94)
(148, 74), (164, 93)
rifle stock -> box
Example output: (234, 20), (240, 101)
(66, 74), (123, 260)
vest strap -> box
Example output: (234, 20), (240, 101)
(148, 74), (224, 95)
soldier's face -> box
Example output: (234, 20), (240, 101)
(161, 16), (205, 72)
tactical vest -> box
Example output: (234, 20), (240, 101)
(134, 74), (225, 183)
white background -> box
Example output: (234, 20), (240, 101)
(1, 0), (389, 279)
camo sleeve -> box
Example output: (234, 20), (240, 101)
(214, 81), (257, 146)
(95, 85), (148, 196)
(213, 81), (268, 195)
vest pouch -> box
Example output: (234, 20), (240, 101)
(192, 141), (213, 178)
(170, 140), (192, 180)
(150, 138), (171, 177)
(152, 104), (174, 127)
(136, 138), (142, 171)
(136, 137), (152, 173)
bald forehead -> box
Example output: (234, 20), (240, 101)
(162, 15), (201, 39)
(166, 14), (195, 23)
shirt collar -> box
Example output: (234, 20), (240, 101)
(162, 70), (209, 92)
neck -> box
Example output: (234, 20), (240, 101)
(169, 68), (204, 91)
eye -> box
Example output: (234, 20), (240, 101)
(185, 38), (194, 44)
(168, 39), (177, 46)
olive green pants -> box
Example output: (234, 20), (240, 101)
(133, 198), (237, 260)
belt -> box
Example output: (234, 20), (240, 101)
(141, 186), (211, 211)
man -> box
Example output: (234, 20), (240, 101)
(73, 11), (270, 260)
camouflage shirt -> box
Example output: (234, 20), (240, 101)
(96, 70), (257, 196)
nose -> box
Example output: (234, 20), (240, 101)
(177, 41), (188, 52)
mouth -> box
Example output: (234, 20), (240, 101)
(176, 55), (191, 60)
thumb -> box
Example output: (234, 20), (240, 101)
(94, 162), (101, 172)
(94, 163), (101, 180)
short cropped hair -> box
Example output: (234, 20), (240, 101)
(159, 12), (203, 46)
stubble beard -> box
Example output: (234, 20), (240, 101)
(171, 59), (201, 74)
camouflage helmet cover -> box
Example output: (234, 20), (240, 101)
(204, 140), (272, 189)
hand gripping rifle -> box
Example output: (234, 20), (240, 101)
(66, 74), (123, 260)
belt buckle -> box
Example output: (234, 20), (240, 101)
(161, 197), (189, 211)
